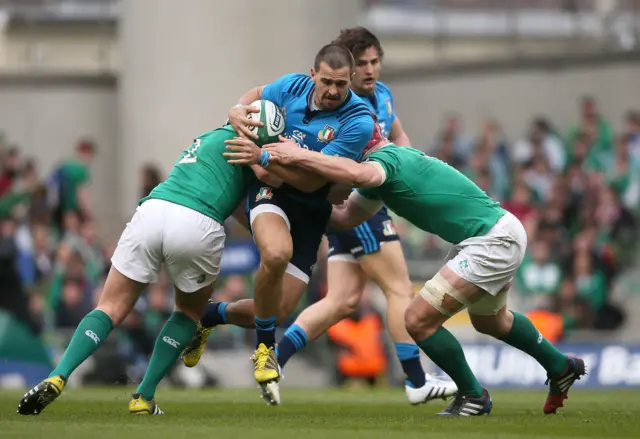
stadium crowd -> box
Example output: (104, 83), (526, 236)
(0, 96), (638, 384)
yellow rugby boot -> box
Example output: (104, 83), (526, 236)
(181, 322), (213, 368)
(129, 393), (164, 415)
(252, 343), (280, 384)
(17, 375), (66, 415)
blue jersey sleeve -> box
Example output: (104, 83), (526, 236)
(377, 81), (397, 125)
(261, 73), (307, 107)
(321, 115), (375, 161)
(388, 92), (397, 125)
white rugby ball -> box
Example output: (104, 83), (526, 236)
(247, 99), (286, 146)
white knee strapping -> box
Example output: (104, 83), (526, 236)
(418, 273), (474, 316)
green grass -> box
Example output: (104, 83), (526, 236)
(1, 387), (638, 439)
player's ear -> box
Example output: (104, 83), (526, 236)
(310, 68), (316, 80)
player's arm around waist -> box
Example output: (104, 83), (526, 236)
(279, 148), (385, 189)
(330, 191), (381, 229)
(263, 162), (328, 193)
(250, 164), (283, 188)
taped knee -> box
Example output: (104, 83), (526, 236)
(418, 273), (471, 317)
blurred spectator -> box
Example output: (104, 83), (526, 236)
(429, 113), (472, 159)
(503, 183), (537, 223)
(140, 164), (163, 199)
(433, 132), (465, 169)
(49, 138), (96, 229)
(623, 110), (640, 170)
(463, 120), (510, 200)
(523, 154), (555, 202)
(0, 218), (42, 335)
(513, 117), (566, 172)
(516, 241), (563, 311)
(566, 96), (613, 160)
(0, 146), (20, 196)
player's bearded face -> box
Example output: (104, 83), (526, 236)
(311, 62), (353, 111)
(353, 46), (381, 95)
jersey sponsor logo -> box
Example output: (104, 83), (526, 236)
(382, 220), (397, 236)
(386, 98), (393, 117)
(317, 125), (335, 143)
(285, 130), (311, 150)
(163, 336), (180, 349)
(256, 187), (273, 201)
(85, 330), (100, 345)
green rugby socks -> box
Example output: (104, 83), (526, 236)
(499, 311), (568, 376)
(137, 312), (197, 400)
(50, 309), (113, 380)
(416, 327), (483, 398)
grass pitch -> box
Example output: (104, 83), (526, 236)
(1, 387), (638, 439)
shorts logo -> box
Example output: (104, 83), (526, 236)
(382, 220), (397, 236)
(351, 246), (363, 254)
(256, 187), (273, 201)
(317, 125), (335, 142)
(459, 259), (469, 270)
(163, 336), (180, 348)
(85, 330), (100, 345)
(196, 274), (206, 284)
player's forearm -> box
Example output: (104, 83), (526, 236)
(292, 150), (374, 188)
(329, 204), (368, 229)
(251, 164), (283, 188)
(266, 162), (327, 192)
(237, 87), (263, 105)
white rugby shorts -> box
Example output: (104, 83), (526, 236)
(111, 199), (225, 293)
(446, 211), (527, 297)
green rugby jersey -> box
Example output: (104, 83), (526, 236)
(358, 145), (506, 244)
(142, 126), (253, 224)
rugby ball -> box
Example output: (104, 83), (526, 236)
(247, 99), (286, 146)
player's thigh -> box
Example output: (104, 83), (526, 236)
(97, 265), (148, 326)
(110, 199), (165, 286)
(104, 199), (166, 324)
(441, 211), (527, 314)
(359, 241), (412, 300)
(247, 184), (293, 264)
(286, 198), (332, 285)
(162, 202), (226, 294)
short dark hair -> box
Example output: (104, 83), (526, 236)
(314, 44), (354, 73)
(332, 26), (384, 60)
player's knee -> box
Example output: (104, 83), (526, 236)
(336, 293), (361, 318)
(470, 307), (511, 338)
(383, 279), (414, 302)
(404, 306), (430, 339)
(260, 244), (292, 272)
(173, 305), (202, 323)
